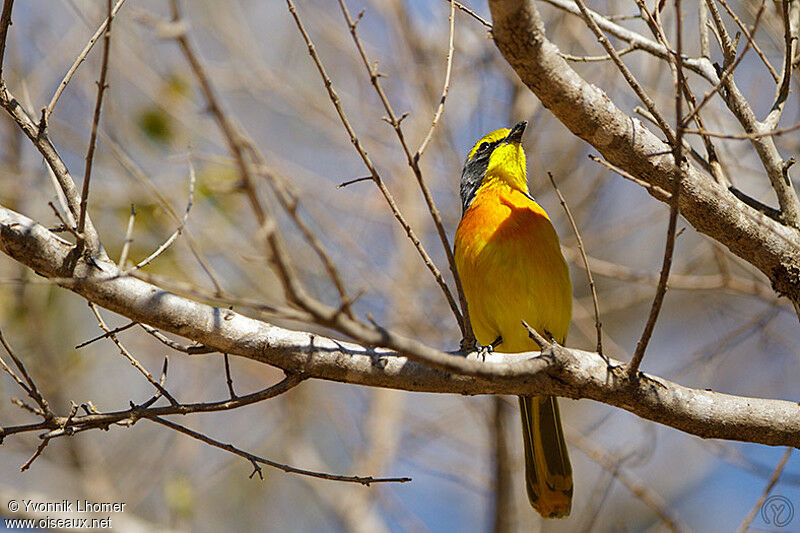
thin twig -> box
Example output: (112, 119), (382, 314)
(681, 1), (766, 125)
(627, 0), (685, 379)
(47, 201), (80, 240)
(169, 0), (264, 224)
(76, 0), (114, 253)
(139, 324), (214, 355)
(0, 82), (102, 252)
(716, 0), (778, 81)
(764, 0), (795, 130)
(288, 0), (467, 339)
(75, 320), (137, 349)
(223, 353), (237, 399)
(19, 439), (49, 472)
(251, 160), (351, 313)
(704, 0), (736, 64)
(633, 0), (726, 188)
(0, 0), (14, 76)
(728, 187), (783, 222)
(149, 416), (411, 485)
(126, 159), (195, 272)
(3, 367), (307, 440)
(447, 0), (491, 29)
(547, 172), (602, 355)
(540, 0), (716, 82)
(415, 0), (455, 158)
(634, 107), (712, 175)
(104, 137), (223, 293)
(568, 428), (687, 532)
(588, 155), (671, 201)
(737, 448), (792, 533)
(683, 120), (800, 139)
(169, 1), (324, 313)
(562, 247), (776, 301)
(89, 303), (179, 406)
(559, 45), (636, 62)
(335, 0), (471, 343)
(118, 204), (135, 268)
(45, 0), (127, 119)
(0, 328), (51, 418)
(699, 0), (710, 60)
(573, 0), (675, 145)
(337, 176), (371, 188)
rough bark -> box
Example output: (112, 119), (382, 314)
(3, 204), (800, 448)
(488, 0), (800, 302)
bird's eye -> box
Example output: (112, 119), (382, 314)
(479, 142), (490, 152)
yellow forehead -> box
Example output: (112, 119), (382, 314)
(467, 128), (510, 159)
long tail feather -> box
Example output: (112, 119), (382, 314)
(519, 395), (573, 518)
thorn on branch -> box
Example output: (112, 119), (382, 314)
(224, 353), (237, 399)
(354, 8), (365, 25)
(782, 157), (795, 186)
(20, 438), (49, 472)
(249, 459), (264, 480)
(521, 320), (550, 352)
(37, 107), (47, 136)
(337, 176), (372, 188)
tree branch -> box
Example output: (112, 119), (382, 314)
(3, 204), (800, 448)
(487, 0), (800, 305)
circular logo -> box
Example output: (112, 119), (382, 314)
(761, 495), (794, 528)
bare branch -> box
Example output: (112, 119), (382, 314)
(547, 171), (602, 355)
(737, 448), (792, 533)
(540, 0), (717, 82)
(0, 83), (103, 253)
(150, 416), (411, 486)
(572, 0), (675, 144)
(716, 0), (778, 81)
(5, 205), (800, 448)
(0, 0), (13, 76)
(125, 160), (195, 272)
(764, 0), (796, 130)
(45, 0), (127, 119)
(118, 204), (135, 268)
(415, 0), (455, 158)
(0, 328), (52, 419)
(627, 0), (686, 378)
(568, 428), (688, 532)
(487, 0), (800, 305)
(333, 0), (472, 343)
(88, 303), (179, 406)
(448, 0), (492, 29)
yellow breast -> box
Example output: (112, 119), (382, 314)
(454, 181), (572, 352)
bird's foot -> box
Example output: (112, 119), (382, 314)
(477, 336), (503, 361)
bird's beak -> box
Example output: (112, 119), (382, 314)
(506, 120), (527, 144)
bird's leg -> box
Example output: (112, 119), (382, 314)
(459, 336), (477, 354)
(477, 336), (503, 361)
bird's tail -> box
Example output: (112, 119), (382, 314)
(518, 395), (573, 518)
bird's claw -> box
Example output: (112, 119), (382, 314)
(476, 336), (502, 361)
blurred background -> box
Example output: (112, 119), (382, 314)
(1, 0), (799, 531)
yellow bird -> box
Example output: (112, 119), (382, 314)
(454, 121), (573, 518)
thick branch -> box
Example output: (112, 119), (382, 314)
(487, 0), (800, 304)
(3, 204), (800, 448)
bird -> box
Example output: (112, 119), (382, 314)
(453, 120), (573, 518)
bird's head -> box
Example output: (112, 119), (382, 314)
(460, 120), (528, 213)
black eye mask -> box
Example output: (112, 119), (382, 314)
(460, 140), (502, 213)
